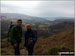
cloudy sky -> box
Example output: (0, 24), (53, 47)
(1, 1), (74, 18)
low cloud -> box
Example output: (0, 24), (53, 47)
(1, 1), (74, 17)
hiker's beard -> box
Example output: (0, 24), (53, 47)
(17, 24), (22, 27)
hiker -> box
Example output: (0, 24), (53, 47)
(24, 24), (37, 55)
(9, 19), (22, 55)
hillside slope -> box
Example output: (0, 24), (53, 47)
(0, 13), (49, 23)
(1, 28), (74, 55)
(34, 28), (74, 54)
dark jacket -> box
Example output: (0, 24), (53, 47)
(24, 30), (37, 47)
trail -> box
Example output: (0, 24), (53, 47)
(20, 49), (28, 55)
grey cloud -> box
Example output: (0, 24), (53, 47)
(1, 1), (74, 17)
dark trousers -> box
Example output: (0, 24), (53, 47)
(11, 42), (20, 55)
(27, 46), (34, 55)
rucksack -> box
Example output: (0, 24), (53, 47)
(8, 25), (14, 42)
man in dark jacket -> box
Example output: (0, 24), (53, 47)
(24, 24), (37, 55)
(9, 19), (22, 55)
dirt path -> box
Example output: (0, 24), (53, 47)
(20, 49), (28, 55)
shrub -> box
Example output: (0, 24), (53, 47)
(48, 48), (59, 55)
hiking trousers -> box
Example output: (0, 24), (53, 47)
(11, 42), (20, 55)
(27, 46), (34, 55)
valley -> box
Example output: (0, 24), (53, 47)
(0, 13), (74, 55)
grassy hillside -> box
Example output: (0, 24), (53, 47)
(1, 15), (74, 55)
(1, 28), (74, 55)
(34, 28), (74, 55)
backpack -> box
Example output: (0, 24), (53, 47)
(8, 25), (14, 42)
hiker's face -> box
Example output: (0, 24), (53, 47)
(27, 26), (31, 30)
(17, 21), (22, 27)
